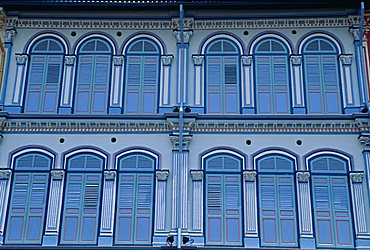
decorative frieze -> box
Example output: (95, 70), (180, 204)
(156, 170), (169, 181)
(0, 170), (11, 180)
(296, 171), (310, 183)
(350, 172), (364, 183)
(4, 29), (17, 43)
(104, 170), (116, 180)
(192, 55), (204, 66)
(243, 170), (257, 182)
(190, 170), (204, 181)
(172, 17), (194, 29)
(290, 55), (302, 66)
(64, 55), (76, 66)
(15, 54), (28, 65)
(339, 54), (353, 65)
(173, 30), (193, 43)
(241, 55), (253, 66)
(51, 170), (64, 180)
(113, 56), (124, 66)
(169, 134), (193, 150)
(161, 55), (174, 66)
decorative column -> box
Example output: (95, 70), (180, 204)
(243, 170), (259, 248)
(296, 171), (315, 249)
(109, 56), (124, 114)
(0, 29), (17, 109)
(9, 54), (28, 113)
(43, 170), (65, 246)
(0, 169), (11, 244)
(241, 56), (254, 114)
(189, 170), (204, 246)
(159, 55), (174, 113)
(192, 55), (204, 113)
(173, 30), (193, 104)
(98, 170), (117, 246)
(153, 170), (170, 245)
(339, 55), (356, 113)
(290, 55), (305, 114)
(170, 134), (192, 231)
(59, 55), (76, 114)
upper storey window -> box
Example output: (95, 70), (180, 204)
(74, 39), (112, 114)
(24, 39), (64, 113)
(205, 40), (240, 114)
(124, 39), (160, 114)
(303, 38), (342, 114)
(254, 39), (290, 114)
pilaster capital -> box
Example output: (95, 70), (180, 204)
(358, 135), (370, 151)
(173, 30), (193, 43)
(51, 169), (65, 180)
(192, 55), (204, 66)
(64, 55), (76, 66)
(290, 55), (302, 66)
(113, 55), (124, 66)
(350, 27), (360, 40)
(350, 172), (364, 183)
(243, 170), (257, 182)
(241, 55), (253, 66)
(161, 55), (174, 66)
(339, 54), (353, 66)
(0, 169), (11, 180)
(15, 54), (29, 65)
(4, 29), (17, 43)
(156, 170), (169, 181)
(296, 171), (310, 183)
(104, 170), (116, 180)
(190, 170), (204, 181)
(169, 134), (193, 150)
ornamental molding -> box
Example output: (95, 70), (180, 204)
(64, 55), (76, 66)
(350, 27), (360, 40)
(192, 55), (204, 66)
(359, 135), (370, 151)
(243, 170), (257, 182)
(173, 30), (193, 43)
(290, 55), (302, 66)
(241, 55), (253, 66)
(169, 134), (193, 150)
(51, 170), (64, 180)
(190, 170), (204, 181)
(104, 170), (116, 180)
(339, 54), (353, 66)
(4, 29), (17, 43)
(156, 170), (169, 181)
(113, 55), (124, 66)
(350, 172), (364, 183)
(15, 54), (29, 65)
(172, 18), (194, 29)
(296, 171), (310, 183)
(161, 55), (174, 66)
(0, 170), (11, 180)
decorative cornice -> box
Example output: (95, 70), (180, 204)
(241, 55), (253, 66)
(339, 54), (353, 66)
(190, 170), (204, 181)
(113, 55), (124, 66)
(290, 55), (302, 66)
(359, 135), (370, 151)
(156, 170), (169, 181)
(104, 170), (116, 180)
(64, 55), (76, 66)
(350, 172), (364, 183)
(243, 170), (257, 182)
(51, 169), (64, 180)
(173, 30), (193, 43)
(169, 134), (193, 150)
(192, 55), (204, 66)
(15, 54), (29, 65)
(4, 29), (17, 43)
(161, 55), (174, 66)
(296, 171), (310, 183)
(0, 170), (11, 180)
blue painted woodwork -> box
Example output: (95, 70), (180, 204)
(257, 155), (298, 247)
(310, 156), (354, 248)
(74, 39), (111, 114)
(205, 40), (240, 114)
(115, 154), (154, 244)
(205, 154), (242, 246)
(24, 39), (64, 113)
(60, 154), (103, 245)
(254, 39), (290, 114)
(124, 40), (160, 114)
(5, 153), (51, 244)
(303, 38), (342, 114)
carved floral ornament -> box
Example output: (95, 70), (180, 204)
(51, 170), (65, 180)
(104, 170), (116, 180)
(161, 55), (174, 66)
(339, 55), (353, 66)
(64, 55), (76, 66)
(15, 54), (29, 65)
(156, 170), (169, 181)
(4, 29), (17, 43)
(190, 170), (204, 181)
(173, 30), (193, 43)
(243, 170), (257, 182)
(296, 171), (310, 183)
(350, 172), (364, 183)
(0, 169), (12, 180)
(358, 135), (370, 151)
(113, 56), (124, 66)
(169, 134), (193, 150)
(241, 55), (253, 66)
(290, 55), (302, 66)
(192, 55), (204, 66)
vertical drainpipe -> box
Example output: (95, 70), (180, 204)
(359, 2), (369, 112)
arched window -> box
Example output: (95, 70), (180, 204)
(60, 153), (104, 244)
(205, 154), (242, 246)
(205, 39), (240, 114)
(115, 153), (155, 244)
(303, 38), (342, 114)
(24, 38), (64, 113)
(74, 39), (112, 114)
(124, 39), (160, 114)
(310, 155), (354, 248)
(254, 39), (290, 114)
(5, 152), (52, 244)
(257, 154), (298, 247)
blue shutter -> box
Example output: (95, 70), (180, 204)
(76, 55), (93, 113)
(207, 57), (222, 113)
(206, 175), (223, 244)
(256, 56), (272, 113)
(126, 57), (141, 113)
(92, 55), (109, 113)
(260, 176), (277, 245)
(224, 57), (238, 113)
(43, 55), (62, 112)
(322, 56), (340, 113)
(26, 56), (45, 113)
(224, 175), (241, 244)
(273, 57), (289, 113)
(142, 57), (158, 113)
(305, 55), (323, 113)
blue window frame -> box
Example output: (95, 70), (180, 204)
(205, 154), (242, 246)
(24, 39), (64, 113)
(205, 40), (240, 114)
(115, 153), (155, 245)
(254, 39), (291, 114)
(124, 40), (160, 114)
(60, 153), (104, 245)
(303, 38), (342, 114)
(74, 39), (112, 114)
(5, 153), (51, 244)
(257, 154), (298, 247)
(310, 155), (354, 248)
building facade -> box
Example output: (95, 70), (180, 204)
(0, 0), (370, 249)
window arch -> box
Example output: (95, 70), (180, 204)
(60, 153), (104, 244)
(205, 39), (240, 114)
(257, 154), (298, 247)
(303, 38), (342, 114)
(115, 153), (155, 244)
(24, 38), (64, 113)
(309, 155), (354, 248)
(124, 39), (160, 114)
(5, 152), (52, 244)
(74, 38), (112, 114)
(204, 154), (242, 246)
(254, 39), (291, 114)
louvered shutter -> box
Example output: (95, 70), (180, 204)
(260, 176), (278, 245)
(76, 55), (93, 113)
(126, 57), (141, 113)
(206, 175), (223, 244)
(224, 175), (241, 244)
(142, 57), (158, 113)
(273, 57), (289, 113)
(207, 57), (222, 113)
(135, 174), (153, 242)
(43, 55), (62, 112)
(256, 56), (272, 113)
(92, 55), (109, 113)
(305, 55), (323, 113)
(322, 55), (340, 113)
(224, 57), (238, 113)
(26, 56), (45, 112)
